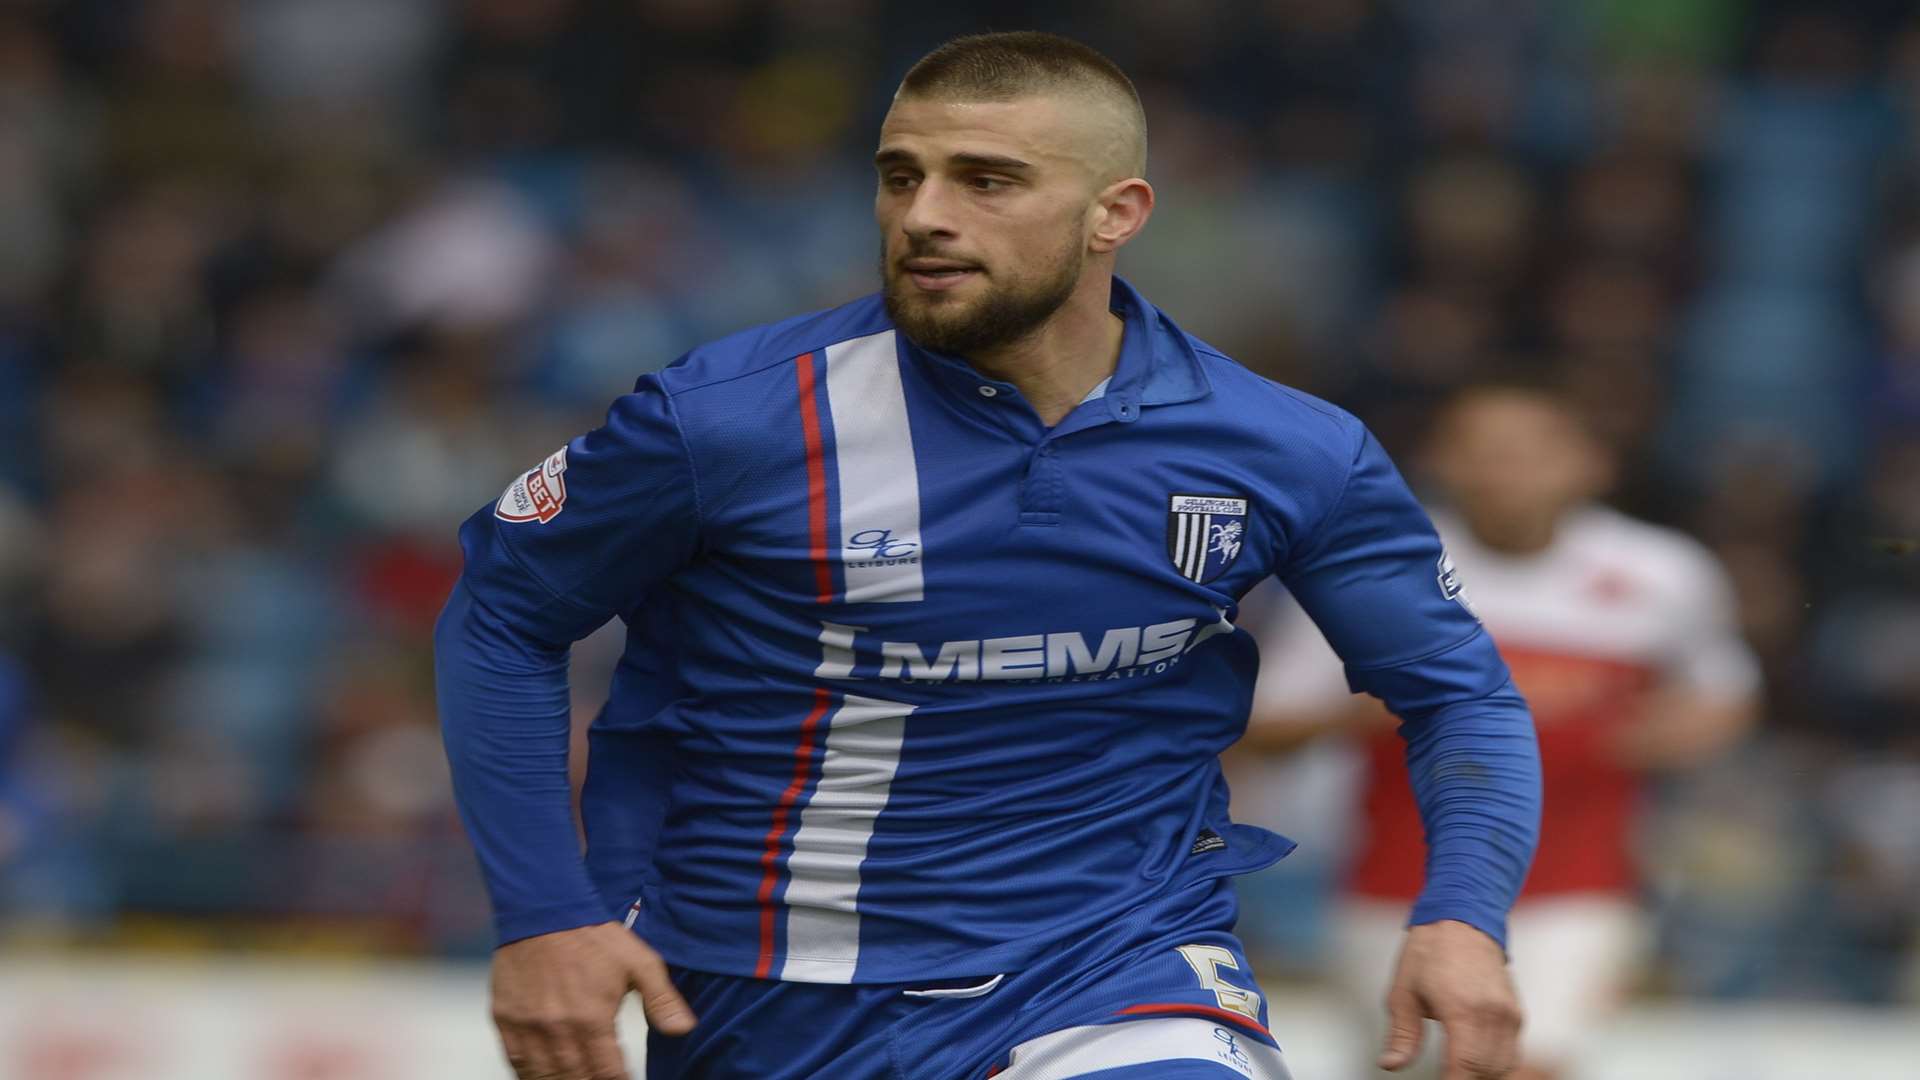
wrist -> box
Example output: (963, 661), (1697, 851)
(1404, 918), (1511, 971)
(1406, 918), (1495, 942)
(1407, 898), (1509, 954)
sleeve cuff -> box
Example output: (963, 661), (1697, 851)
(1406, 896), (1510, 955)
(494, 897), (621, 948)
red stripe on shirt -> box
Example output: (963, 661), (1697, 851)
(1114, 1002), (1272, 1038)
(753, 685), (834, 978)
(795, 351), (834, 604)
(748, 355), (837, 978)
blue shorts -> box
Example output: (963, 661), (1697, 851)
(645, 876), (1294, 1080)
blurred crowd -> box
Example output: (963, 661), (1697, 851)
(0, 0), (1916, 1001)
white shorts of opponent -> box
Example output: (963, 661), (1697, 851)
(1331, 894), (1646, 1077)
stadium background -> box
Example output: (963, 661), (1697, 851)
(0, 0), (1916, 1076)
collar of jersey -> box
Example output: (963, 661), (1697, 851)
(898, 276), (1212, 421)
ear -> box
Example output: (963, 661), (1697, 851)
(1088, 178), (1154, 254)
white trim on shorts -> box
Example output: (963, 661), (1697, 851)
(996, 1016), (1294, 1079)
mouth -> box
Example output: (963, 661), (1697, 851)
(901, 259), (981, 293)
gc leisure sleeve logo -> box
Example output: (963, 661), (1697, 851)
(494, 447), (569, 524)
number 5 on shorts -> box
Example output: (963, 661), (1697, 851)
(1176, 944), (1263, 1023)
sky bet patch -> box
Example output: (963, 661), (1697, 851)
(495, 447), (569, 524)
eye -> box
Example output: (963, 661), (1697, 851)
(882, 172), (919, 192)
(968, 175), (1010, 192)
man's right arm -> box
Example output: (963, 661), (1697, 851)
(433, 376), (704, 1076)
(435, 579), (612, 941)
(434, 375), (702, 945)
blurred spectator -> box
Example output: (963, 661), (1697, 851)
(0, 654), (32, 874)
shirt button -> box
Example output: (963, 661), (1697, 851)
(977, 385), (999, 398)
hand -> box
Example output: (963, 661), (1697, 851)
(1378, 919), (1522, 1080)
(490, 921), (698, 1080)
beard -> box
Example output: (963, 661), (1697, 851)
(881, 232), (1084, 357)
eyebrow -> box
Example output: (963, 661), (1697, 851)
(874, 148), (1035, 171)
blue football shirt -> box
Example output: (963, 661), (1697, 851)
(437, 278), (1535, 983)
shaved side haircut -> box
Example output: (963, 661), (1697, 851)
(898, 31), (1148, 181)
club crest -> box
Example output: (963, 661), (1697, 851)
(1168, 494), (1249, 584)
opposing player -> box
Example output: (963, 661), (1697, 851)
(436, 33), (1541, 1080)
(1242, 381), (1759, 1079)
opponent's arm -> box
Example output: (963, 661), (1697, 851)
(1609, 687), (1755, 769)
(1279, 425), (1541, 1080)
(1609, 551), (1761, 770)
(435, 377), (702, 1079)
(1236, 697), (1385, 755)
(1238, 598), (1395, 757)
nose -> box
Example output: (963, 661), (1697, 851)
(899, 176), (959, 244)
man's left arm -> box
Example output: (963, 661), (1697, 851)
(1278, 425), (1542, 1080)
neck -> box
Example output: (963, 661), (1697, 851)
(1466, 511), (1562, 555)
(966, 274), (1124, 427)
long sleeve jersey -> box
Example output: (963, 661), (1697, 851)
(436, 277), (1540, 983)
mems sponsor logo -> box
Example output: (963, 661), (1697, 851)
(814, 610), (1237, 684)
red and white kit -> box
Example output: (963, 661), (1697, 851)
(1250, 505), (1759, 1067)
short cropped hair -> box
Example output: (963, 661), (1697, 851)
(899, 32), (1147, 178)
